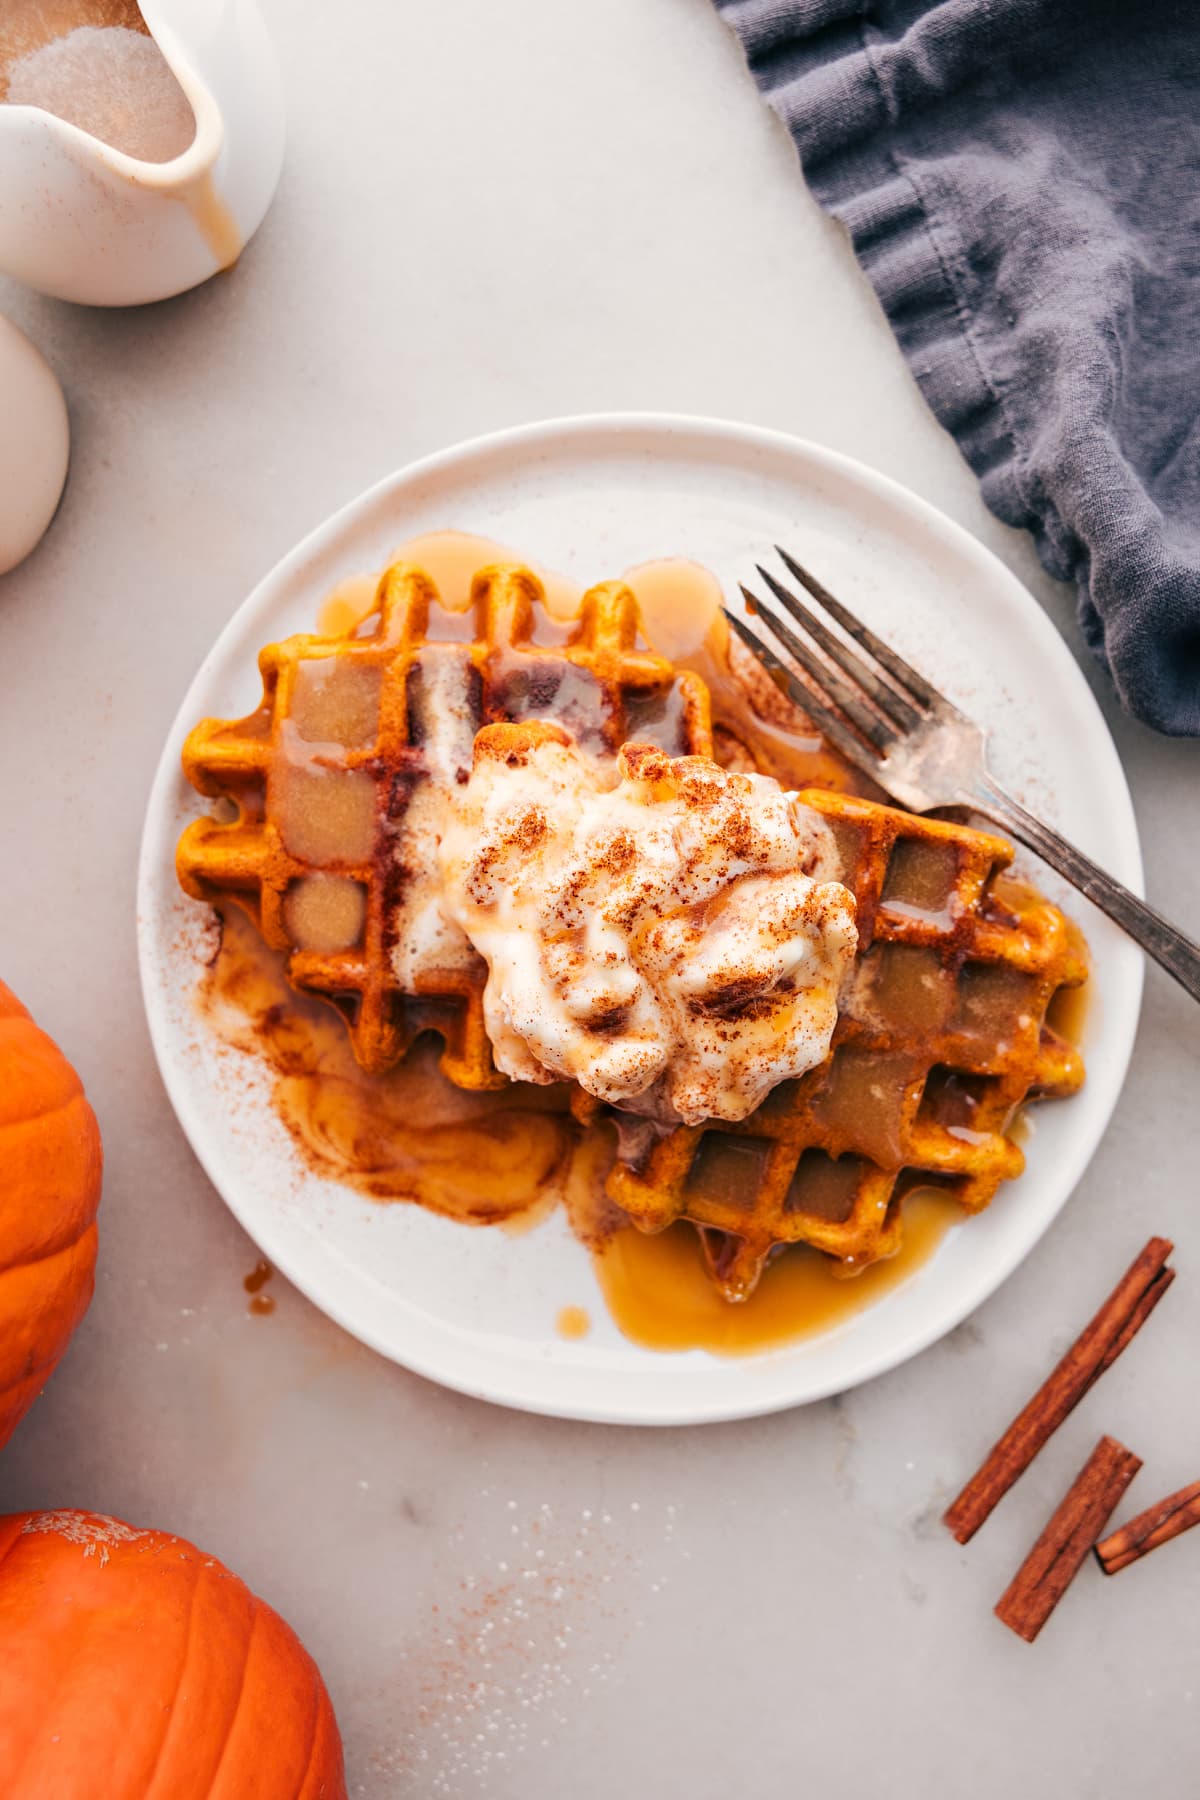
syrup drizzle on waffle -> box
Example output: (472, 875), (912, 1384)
(604, 788), (1087, 1300)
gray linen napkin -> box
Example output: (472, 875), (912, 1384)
(714, 0), (1200, 735)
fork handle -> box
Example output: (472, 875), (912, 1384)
(963, 776), (1200, 1003)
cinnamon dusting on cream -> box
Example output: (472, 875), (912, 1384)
(440, 724), (858, 1124)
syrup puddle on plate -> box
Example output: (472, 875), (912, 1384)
(625, 556), (879, 798)
(593, 1191), (964, 1357)
(199, 907), (582, 1234)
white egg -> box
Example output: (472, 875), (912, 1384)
(0, 314), (69, 576)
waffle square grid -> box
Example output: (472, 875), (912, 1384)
(177, 560), (713, 1084)
(604, 788), (1087, 1300)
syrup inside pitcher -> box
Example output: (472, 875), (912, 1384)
(0, 1), (195, 163)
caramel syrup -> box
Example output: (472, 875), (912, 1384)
(317, 572), (381, 639)
(200, 915), (961, 1354)
(317, 532), (582, 638)
(622, 559), (875, 797)
(243, 1257), (272, 1294)
(317, 538), (874, 800)
(594, 1191), (964, 1357)
(186, 174), (241, 271)
(202, 908), (583, 1229)
(1046, 966), (1092, 1045)
(192, 539), (1086, 1357)
(242, 1257), (276, 1315)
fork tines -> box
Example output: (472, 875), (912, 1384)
(725, 547), (942, 768)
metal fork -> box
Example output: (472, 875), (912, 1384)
(729, 548), (1200, 1002)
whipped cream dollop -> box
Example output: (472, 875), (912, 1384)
(439, 722), (858, 1124)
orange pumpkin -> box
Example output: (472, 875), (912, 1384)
(0, 1509), (348, 1797)
(0, 981), (101, 1448)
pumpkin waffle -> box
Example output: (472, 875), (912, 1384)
(601, 788), (1087, 1301)
(177, 561), (713, 1084)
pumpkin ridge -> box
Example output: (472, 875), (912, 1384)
(0, 989), (101, 1446)
(0, 1230), (98, 1450)
(2, 1573), (117, 1791)
(140, 1547), (206, 1800)
(0, 1220), (99, 1282)
(0, 1050), (84, 1132)
(0, 1081), (83, 1135)
(0, 1511), (346, 1794)
(2, 1345), (69, 1396)
(0, 1081), (98, 1130)
(287, 1630), (324, 1800)
(0, 1229), (97, 1352)
(295, 1668), (338, 1800)
(202, 1594), (264, 1800)
(0, 1094), (101, 1268)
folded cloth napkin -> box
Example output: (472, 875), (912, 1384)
(714, 0), (1200, 735)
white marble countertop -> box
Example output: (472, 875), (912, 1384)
(2, 2), (1198, 1794)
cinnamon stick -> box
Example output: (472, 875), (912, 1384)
(1094, 1478), (1200, 1576)
(944, 1236), (1173, 1544)
(1093, 1265), (1175, 1379)
(995, 1435), (1141, 1643)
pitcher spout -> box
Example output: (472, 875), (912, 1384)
(0, 0), (283, 305)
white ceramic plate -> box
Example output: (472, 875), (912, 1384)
(138, 414), (1143, 1425)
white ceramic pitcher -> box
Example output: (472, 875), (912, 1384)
(0, 0), (285, 306)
